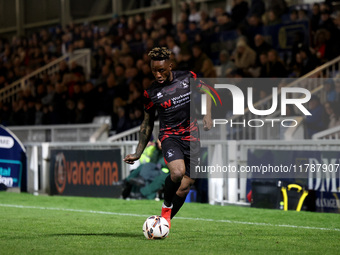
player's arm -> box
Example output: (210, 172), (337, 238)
(123, 109), (156, 164)
(201, 83), (213, 131)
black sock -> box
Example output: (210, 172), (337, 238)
(171, 194), (187, 219)
(164, 175), (181, 207)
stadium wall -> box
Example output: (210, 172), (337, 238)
(21, 139), (340, 212)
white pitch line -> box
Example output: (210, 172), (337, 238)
(0, 203), (339, 232)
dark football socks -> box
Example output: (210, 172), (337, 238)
(170, 194), (187, 219)
(163, 175), (181, 207)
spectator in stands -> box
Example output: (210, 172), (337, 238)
(312, 29), (329, 63)
(324, 101), (340, 130)
(176, 52), (194, 71)
(0, 73), (7, 90)
(65, 99), (76, 124)
(52, 82), (68, 124)
(193, 33), (210, 56)
(267, 49), (288, 77)
(258, 52), (270, 78)
(298, 9), (309, 22)
(188, 0), (201, 23)
(232, 39), (256, 74)
(187, 22), (201, 43)
(248, 0), (265, 18)
(199, 13), (215, 35)
(289, 9), (298, 22)
(166, 36), (180, 57)
(114, 63), (127, 86)
(74, 99), (90, 124)
(0, 103), (11, 126)
(218, 50), (236, 78)
(200, 10), (210, 24)
(253, 34), (272, 65)
(319, 9), (336, 33)
(115, 106), (130, 134)
(214, 13), (236, 33)
(334, 74), (340, 102)
(69, 83), (83, 104)
(192, 43), (210, 75)
(201, 58), (217, 78)
(265, 9), (282, 26)
(267, 0), (288, 19)
(324, 78), (337, 102)
(127, 80), (143, 106)
(305, 95), (327, 138)
(310, 3), (321, 34)
(231, 0), (249, 24)
(178, 32), (191, 56)
(319, 9), (338, 59)
(298, 47), (319, 76)
(142, 76), (152, 90)
(131, 106), (144, 128)
(22, 99), (35, 125)
(330, 11), (340, 58)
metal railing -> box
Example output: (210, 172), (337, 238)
(107, 120), (229, 142)
(108, 126), (141, 142)
(7, 123), (106, 143)
(313, 125), (340, 140)
(0, 49), (91, 103)
(108, 121), (163, 142)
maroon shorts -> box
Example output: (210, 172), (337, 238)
(161, 137), (200, 178)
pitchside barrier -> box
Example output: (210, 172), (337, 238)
(22, 140), (340, 211)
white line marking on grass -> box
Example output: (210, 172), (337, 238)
(1, 203), (339, 232)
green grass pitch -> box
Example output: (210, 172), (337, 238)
(0, 192), (339, 255)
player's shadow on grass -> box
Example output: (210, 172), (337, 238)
(49, 233), (141, 238)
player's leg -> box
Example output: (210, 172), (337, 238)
(171, 175), (195, 218)
(170, 139), (200, 218)
(163, 159), (186, 205)
(161, 159), (186, 227)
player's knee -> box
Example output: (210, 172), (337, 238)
(170, 169), (184, 183)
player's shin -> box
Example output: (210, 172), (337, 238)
(163, 175), (181, 207)
(170, 194), (187, 219)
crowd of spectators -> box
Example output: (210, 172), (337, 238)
(1, 0), (340, 137)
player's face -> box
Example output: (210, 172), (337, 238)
(151, 60), (172, 84)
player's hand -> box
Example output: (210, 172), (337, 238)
(203, 115), (213, 131)
(156, 139), (162, 150)
(123, 153), (140, 164)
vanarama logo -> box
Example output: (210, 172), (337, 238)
(54, 152), (67, 194)
(53, 151), (119, 195)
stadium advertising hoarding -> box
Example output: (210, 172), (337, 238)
(0, 125), (26, 190)
(50, 149), (122, 198)
(248, 149), (340, 213)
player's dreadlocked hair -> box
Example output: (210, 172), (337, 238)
(148, 47), (171, 61)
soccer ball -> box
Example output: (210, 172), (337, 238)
(143, 215), (170, 239)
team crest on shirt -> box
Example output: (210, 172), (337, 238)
(180, 80), (189, 89)
(157, 92), (163, 99)
(166, 149), (175, 158)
